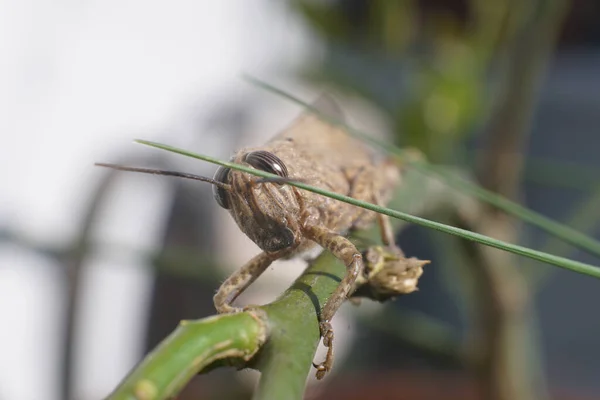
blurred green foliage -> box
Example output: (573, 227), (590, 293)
(293, 0), (533, 162)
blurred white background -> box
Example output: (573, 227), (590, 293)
(0, 1), (324, 399)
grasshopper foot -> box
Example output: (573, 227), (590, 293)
(312, 341), (334, 380)
(312, 320), (335, 380)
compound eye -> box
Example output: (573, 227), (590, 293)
(244, 151), (289, 178)
(212, 166), (231, 209)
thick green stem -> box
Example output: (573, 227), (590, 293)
(108, 312), (267, 400)
(253, 251), (345, 400)
(107, 250), (345, 400)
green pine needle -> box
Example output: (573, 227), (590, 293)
(135, 139), (600, 280)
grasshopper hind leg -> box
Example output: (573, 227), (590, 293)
(304, 225), (364, 379)
(307, 181), (398, 379)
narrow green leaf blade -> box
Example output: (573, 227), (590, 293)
(134, 139), (600, 279)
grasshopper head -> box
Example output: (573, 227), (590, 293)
(213, 149), (302, 253)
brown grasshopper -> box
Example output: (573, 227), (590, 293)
(97, 95), (400, 379)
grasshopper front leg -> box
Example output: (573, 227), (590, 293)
(304, 224), (364, 379)
(213, 251), (278, 314)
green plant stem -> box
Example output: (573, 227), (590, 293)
(107, 245), (345, 400)
(253, 251), (344, 400)
(244, 76), (600, 259)
(108, 313), (267, 400)
(127, 140), (600, 279)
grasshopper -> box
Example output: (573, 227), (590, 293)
(97, 95), (400, 379)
